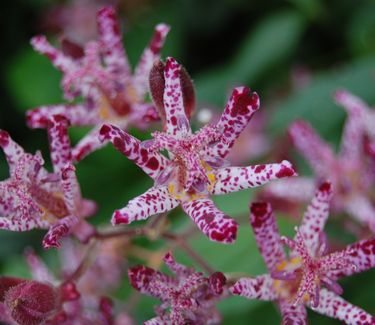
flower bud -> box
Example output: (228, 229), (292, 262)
(5, 280), (60, 325)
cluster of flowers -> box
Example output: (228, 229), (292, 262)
(1, 5), (375, 325)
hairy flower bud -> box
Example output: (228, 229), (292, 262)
(4, 280), (60, 325)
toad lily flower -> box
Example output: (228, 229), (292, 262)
(128, 252), (226, 324)
(231, 182), (375, 324)
(99, 57), (296, 244)
(264, 90), (375, 232)
(0, 116), (96, 249)
(27, 6), (169, 162)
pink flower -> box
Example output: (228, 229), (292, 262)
(128, 252), (226, 325)
(231, 182), (375, 324)
(99, 57), (296, 244)
(27, 6), (170, 162)
(264, 90), (375, 232)
(0, 116), (96, 249)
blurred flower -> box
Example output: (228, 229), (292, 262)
(100, 57), (296, 244)
(231, 182), (375, 324)
(128, 252), (226, 324)
(28, 6), (169, 162)
(23, 240), (132, 325)
(0, 116), (96, 249)
(264, 90), (375, 232)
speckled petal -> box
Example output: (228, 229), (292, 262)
(230, 274), (277, 301)
(111, 186), (178, 225)
(313, 288), (375, 325)
(42, 215), (79, 249)
(328, 238), (375, 280)
(289, 120), (335, 176)
(163, 57), (191, 136)
(208, 86), (260, 159)
(133, 24), (170, 98)
(181, 198), (238, 244)
(299, 182), (333, 256)
(72, 126), (106, 162)
(279, 299), (307, 325)
(212, 160), (296, 194)
(145, 317), (168, 325)
(99, 124), (169, 179)
(249, 202), (286, 272)
(30, 35), (76, 73)
(0, 130), (25, 176)
(27, 104), (98, 129)
(96, 6), (130, 76)
(163, 252), (193, 278)
(47, 115), (72, 173)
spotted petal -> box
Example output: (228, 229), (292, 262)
(212, 160), (296, 195)
(313, 288), (375, 325)
(181, 198), (238, 243)
(279, 300), (307, 325)
(249, 202), (286, 272)
(25, 249), (56, 284)
(230, 274), (277, 301)
(99, 124), (169, 179)
(345, 194), (375, 232)
(112, 186), (179, 225)
(0, 130), (26, 176)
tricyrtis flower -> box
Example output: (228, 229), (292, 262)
(264, 90), (375, 232)
(0, 116), (96, 249)
(100, 57), (296, 244)
(27, 6), (169, 162)
(128, 252), (226, 325)
(231, 182), (375, 324)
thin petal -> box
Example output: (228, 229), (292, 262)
(99, 123), (169, 179)
(313, 288), (375, 325)
(328, 238), (375, 280)
(0, 130), (26, 175)
(133, 23), (170, 98)
(230, 274), (277, 301)
(345, 194), (375, 231)
(208, 86), (260, 159)
(42, 215), (79, 249)
(299, 182), (333, 256)
(289, 120), (335, 176)
(61, 164), (81, 215)
(163, 57), (191, 136)
(279, 299), (307, 325)
(27, 104), (98, 129)
(163, 252), (193, 278)
(72, 126), (106, 162)
(25, 249), (56, 284)
(181, 198), (238, 243)
(31, 35), (76, 73)
(111, 186), (179, 225)
(145, 317), (168, 325)
(249, 202), (286, 272)
(96, 6), (130, 75)
(47, 115), (72, 173)
(334, 90), (366, 161)
(212, 160), (296, 195)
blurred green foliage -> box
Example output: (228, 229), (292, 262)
(1, 0), (375, 324)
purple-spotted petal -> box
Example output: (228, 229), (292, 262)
(111, 186), (178, 225)
(249, 202), (286, 272)
(181, 198), (238, 244)
(212, 160), (296, 195)
(313, 288), (375, 325)
(279, 299), (307, 325)
(289, 120), (335, 176)
(25, 249), (56, 284)
(72, 126), (106, 162)
(42, 215), (79, 249)
(230, 274), (277, 301)
(299, 182), (333, 256)
(0, 130), (26, 176)
(344, 194), (375, 232)
(208, 86), (260, 159)
(99, 124), (169, 179)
